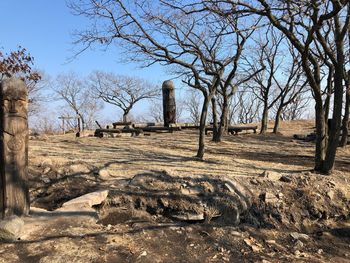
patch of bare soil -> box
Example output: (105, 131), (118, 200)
(0, 120), (349, 262)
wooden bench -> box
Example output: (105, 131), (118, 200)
(94, 126), (181, 137)
(94, 128), (142, 138)
(112, 122), (133, 129)
(205, 125), (258, 135)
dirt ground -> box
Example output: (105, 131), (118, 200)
(0, 120), (349, 263)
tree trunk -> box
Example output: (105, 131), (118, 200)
(339, 72), (350, 147)
(324, 70), (333, 122)
(217, 95), (229, 141)
(260, 103), (268, 134)
(77, 113), (85, 131)
(273, 104), (283, 134)
(123, 112), (128, 123)
(321, 27), (345, 174)
(77, 116), (81, 132)
(211, 97), (220, 142)
(197, 96), (210, 159)
(321, 74), (344, 174)
(314, 99), (327, 172)
(81, 118), (85, 131)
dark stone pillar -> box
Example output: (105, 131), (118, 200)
(0, 78), (29, 219)
(162, 80), (176, 127)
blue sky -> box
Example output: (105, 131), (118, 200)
(0, 0), (185, 124)
(0, 0), (167, 80)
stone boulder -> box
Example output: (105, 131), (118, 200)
(0, 216), (24, 241)
(58, 190), (109, 212)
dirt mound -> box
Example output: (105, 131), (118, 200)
(98, 171), (252, 225)
(95, 170), (350, 236)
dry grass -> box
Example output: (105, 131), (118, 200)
(2, 120), (348, 263)
(29, 120), (349, 184)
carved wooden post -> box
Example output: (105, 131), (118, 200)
(0, 78), (29, 219)
(162, 80), (176, 127)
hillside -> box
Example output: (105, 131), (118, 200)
(1, 120), (349, 263)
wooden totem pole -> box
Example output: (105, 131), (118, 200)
(162, 80), (176, 127)
(0, 78), (29, 219)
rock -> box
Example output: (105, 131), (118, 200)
(277, 193), (284, 199)
(223, 179), (251, 210)
(262, 192), (279, 204)
(327, 181), (336, 187)
(327, 190), (335, 200)
(231, 231), (243, 237)
(243, 237), (263, 252)
(40, 158), (53, 168)
(259, 171), (282, 181)
(290, 232), (310, 241)
(317, 249), (323, 254)
(300, 210), (310, 217)
(59, 190), (109, 211)
(140, 251), (147, 257)
(0, 216), (24, 241)
(99, 169), (110, 178)
(250, 179), (259, 185)
(280, 175), (292, 183)
(69, 163), (91, 174)
(200, 182), (215, 193)
(180, 186), (202, 195)
(265, 240), (276, 245)
(43, 167), (51, 174)
(42, 177), (51, 184)
(294, 240), (304, 249)
(224, 183), (236, 193)
(171, 212), (204, 221)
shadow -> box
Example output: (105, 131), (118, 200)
(29, 209), (98, 219)
(98, 170), (253, 228)
(330, 227), (350, 238)
(29, 168), (102, 211)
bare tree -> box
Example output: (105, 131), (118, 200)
(339, 27), (350, 147)
(235, 89), (262, 124)
(26, 70), (52, 117)
(184, 90), (202, 124)
(88, 71), (159, 122)
(31, 113), (60, 135)
(272, 45), (310, 133)
(279, 92), (311, 121)
(340, 72), (350, 146)
(244, 28), (285, 134)
(200, 0), (350, 174)
(147, 100), (163, 123)
(53, 72), (102, 132)
(68, 0), (260, 158)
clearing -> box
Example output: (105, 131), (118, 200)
(0, 120), (349, 263)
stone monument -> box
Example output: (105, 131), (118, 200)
(162, 80), (176, 127)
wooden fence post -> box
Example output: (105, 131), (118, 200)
(162, 80), (176, 127)
(0, 78), (30, 219)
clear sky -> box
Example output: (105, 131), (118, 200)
(0, 0), (168, 80)
(0, 0), (185, 124)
